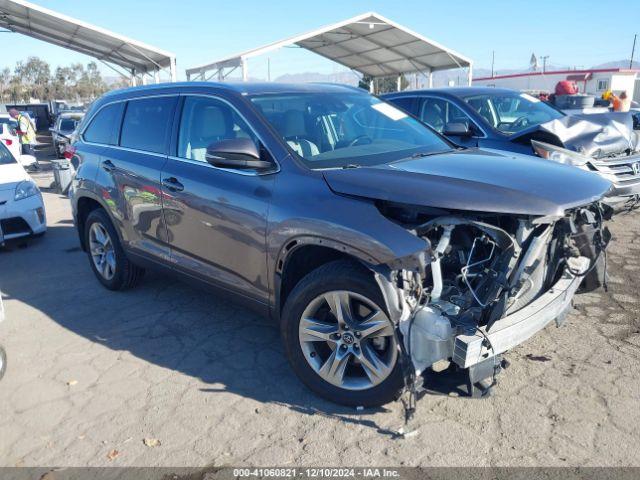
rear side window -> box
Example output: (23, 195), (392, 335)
(120, 97), (177, 154)
(83, 103), (124, 145)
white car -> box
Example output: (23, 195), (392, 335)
(0, 114), (38, 171)
(0, 114), (20, 159)
(0, 142), (46, 245)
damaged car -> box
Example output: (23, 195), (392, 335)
(69, 83), (611, 407)
(384, 87), (640, 209)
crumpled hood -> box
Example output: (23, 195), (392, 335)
(511, 112), (639, 158)
(323, 149), (611, 216)
(0, 162), (28, 191)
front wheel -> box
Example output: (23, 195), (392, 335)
(281, 260), (404, 407)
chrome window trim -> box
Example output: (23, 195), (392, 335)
(80, 91), (280, 176)
(167, 155), (279, 177)
(80, 93), (179, 146)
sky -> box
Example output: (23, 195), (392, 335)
(3, 0), (639, 81)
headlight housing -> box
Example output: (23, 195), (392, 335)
(531, 140), (590, 167)
(14, 180), (39, 201)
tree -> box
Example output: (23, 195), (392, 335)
(14, 56), (51, 100)
(0, 67), (11, 103)
(2, 57), (112, 103)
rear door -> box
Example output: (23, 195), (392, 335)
(94, 95), (178, 262)
(160, 94), (276, 303)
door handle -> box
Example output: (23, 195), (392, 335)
(101, 159), (116, 172)
(162, 177), (184, 192)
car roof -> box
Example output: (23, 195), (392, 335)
(384, 87), (518, 99)
(102, 81), (365, 99)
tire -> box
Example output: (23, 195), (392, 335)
(84, 209), (144, 290)
(0, 346), (6, 381)
(281, 260), (404, 407)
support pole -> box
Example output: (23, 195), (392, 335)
(467, 65), (473, 86)
(369, 78), (374, 93)
(428, 71), (433, 89)
(397, 74), (402, 92)
(170, 57), (177, 82)
(130, 69), (137, 87)
(241, 57), (249, 82)
(154, 70), (160, 84)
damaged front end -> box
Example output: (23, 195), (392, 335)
(372, 201), (611, 400)
(521, 112), (640, 209)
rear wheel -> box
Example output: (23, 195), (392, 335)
(281, 260), (403, 407)
(84, 209), (144, 290)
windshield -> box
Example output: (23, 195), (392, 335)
(464, 93), (564, 134)
(0, 143), (16, 165)
(249, 92), (451, 169)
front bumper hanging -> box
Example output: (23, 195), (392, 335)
(452, 256), (590, 368)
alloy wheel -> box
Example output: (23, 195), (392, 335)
(298, 290), (397, 391)
(89, 222), (116, 281)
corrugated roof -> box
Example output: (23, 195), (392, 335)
(186, 12), (472, 80)
(0, 0), (176, 78)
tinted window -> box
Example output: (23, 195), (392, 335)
(83, 103), (123, 145)
(177, 96), (259, 162)
(419, 98), (472, 133)
(120, 97), (177, 154)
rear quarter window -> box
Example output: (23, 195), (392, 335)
(83, 102), (124, 145)
(120, 96), (177, 154)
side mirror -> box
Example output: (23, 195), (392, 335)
(205, 138), (273, 170)
(443, 122), (472, 137)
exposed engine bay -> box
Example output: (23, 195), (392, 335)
(373, 201), (611, 400)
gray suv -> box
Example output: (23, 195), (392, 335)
(70, 82), (611, 406)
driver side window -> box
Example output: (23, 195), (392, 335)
(418, 98), (473, 134)
(177, 96), (258, 162)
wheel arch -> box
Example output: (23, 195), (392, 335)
(74, 193), (122, 251)
(273, 236), (379, 320)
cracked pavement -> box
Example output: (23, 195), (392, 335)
(0, 159), (639, 467)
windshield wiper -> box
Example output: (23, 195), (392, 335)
(410, 149), (454, 158)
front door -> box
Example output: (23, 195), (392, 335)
(160, 95), (276, 303)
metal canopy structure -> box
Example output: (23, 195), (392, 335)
(185, 12), (472, 88)
(0, 0), (176, 84)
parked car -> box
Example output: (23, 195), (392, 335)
(69, 83), (611, 406)
(0, 142), (46, 245)
(384, 87), (640, 208)
(0, 114), (20, 159)
(51, 112), (84, 158)
(0, 114), (38, 171)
